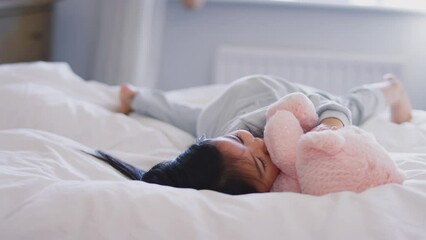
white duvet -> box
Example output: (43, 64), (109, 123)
(0, 62), (425, 239)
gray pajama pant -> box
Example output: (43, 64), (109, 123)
(132, 75), (387, 137)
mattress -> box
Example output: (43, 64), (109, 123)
(0, 62), (425, 239)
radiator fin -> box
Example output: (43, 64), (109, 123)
(214, 46), (402, 94)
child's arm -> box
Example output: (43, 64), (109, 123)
(220, 94), (348, 137)
(308, 94), (352, 128)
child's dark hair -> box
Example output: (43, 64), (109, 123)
(142, 140), (258, 195)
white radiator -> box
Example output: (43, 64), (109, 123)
(214, 46), (403, 94)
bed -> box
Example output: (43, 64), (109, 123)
(0, 62), (425, 239)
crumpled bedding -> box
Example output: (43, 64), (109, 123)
(0, 62), (425, 239)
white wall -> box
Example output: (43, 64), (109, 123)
(402, 17), (426, 110)
(50, 0), (100, 80)
(159, 1), (426, 109)
(50, 1), (426, 109)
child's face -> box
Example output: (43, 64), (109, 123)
(211, 130), (280, 192)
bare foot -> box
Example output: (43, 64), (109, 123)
(382, 74), (412, 124)
(117, 84), (137, 114)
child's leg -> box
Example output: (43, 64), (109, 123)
(344, 74), (412, 125)
(117, 84), (202, 136)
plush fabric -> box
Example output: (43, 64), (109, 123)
(264, 93), (404, 195)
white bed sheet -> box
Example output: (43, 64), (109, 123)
(0, 62), (425, 239)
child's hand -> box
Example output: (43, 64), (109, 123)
(313, 117), (344, 132)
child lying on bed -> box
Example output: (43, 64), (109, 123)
(107, 74), (412, 195)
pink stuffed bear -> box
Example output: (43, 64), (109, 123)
(264, 92), (404, 195)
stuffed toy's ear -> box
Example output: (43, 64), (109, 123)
(266, 93), (318, 132)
